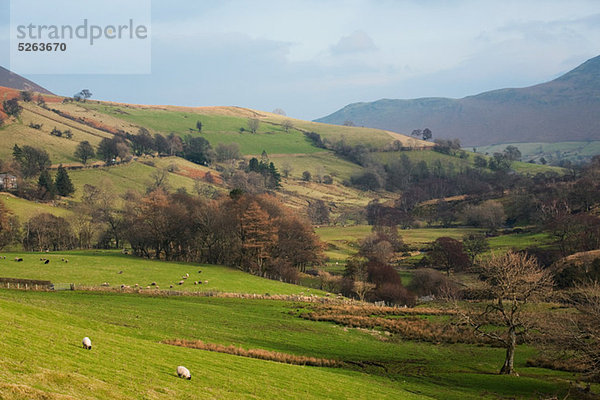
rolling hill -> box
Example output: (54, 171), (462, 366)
(316, 55), (600, 147)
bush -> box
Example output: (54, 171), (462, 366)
(408, 268), (458, 297)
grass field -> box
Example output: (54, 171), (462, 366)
(0, 250), (322, 296)
(316, 226), (555, 263)
(0, 287), (577, 399)
(1, 194), (75, 220)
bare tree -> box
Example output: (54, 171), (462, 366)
(282, 119), (293, 133)
(567, 282), (600, 381)
(248, 118), (260, 134)
(459, 251), (552, 375)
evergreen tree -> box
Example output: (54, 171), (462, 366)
(37, 169), (56, 199)
(54, 165), (75, 197)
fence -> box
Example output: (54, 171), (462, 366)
(0, 277), (54, 291)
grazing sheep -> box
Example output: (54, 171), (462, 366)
(194, 281), (198, 285)
(101, 282), (110, 287)
(169, 285), (173, 288)
(14, 257), (23, 262)
(182, 276), (187, 280)
(118, 270), (123, 274)
(185, 273), (189, 278)
(44, 259), (50, 264)
(176, 366), (191, 380)
(65, 259), (68, 263)
(150, 282), (157, 286)
(198, 270), (202, 273)
(82, 337), (92, 350)
(61, 258), (64, 261)
(204, 280), (208, 284)
(178, 280), (184, 285)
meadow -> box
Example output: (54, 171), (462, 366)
(0, 250), (321, 296)
(0, 287), (577, 400)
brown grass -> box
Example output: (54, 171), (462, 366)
(163, 339), (342, 367)
(299, 304), (492, 345)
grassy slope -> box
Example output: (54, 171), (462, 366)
(0, 103), (111, 164)
(1, 194), (74, 220)
(0, 291), (418, 400)
(316, 226), (554, 262)
(0, 251), (322, 296)
(0, 289), (574, 400)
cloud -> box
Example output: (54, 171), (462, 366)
(330, 30), (377, 55)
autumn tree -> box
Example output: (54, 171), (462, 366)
(23, 213), (75, 251)
(275, 215), (324, 273)
(239, 201), (277, 275)
(74, 141), (95, 164)
(460, 251), (552, 375)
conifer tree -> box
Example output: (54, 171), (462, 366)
(37, 169), (55, 199)
(54, 165), (75, 197)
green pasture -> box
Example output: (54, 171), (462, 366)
(0, 287), (577, 399)
(0, 250), (323, 296)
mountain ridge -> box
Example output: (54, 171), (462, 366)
(316, 55), (600, 146)
(0, 66), (54, 95)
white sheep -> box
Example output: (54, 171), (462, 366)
(82, 337), (92, 350)
(176, 366), (191, 380)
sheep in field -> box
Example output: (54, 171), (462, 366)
(82, 337), (92, 350)
(177, 366), (191, 380)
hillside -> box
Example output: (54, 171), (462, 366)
(316, 55), (600, 146)
(0, 66), (53, 95)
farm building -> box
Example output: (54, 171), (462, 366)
(0, 173), (17, 190)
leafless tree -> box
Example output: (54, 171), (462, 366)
(282, 119), (293, 133)
(248, 118), (260, 134)
(458, 251), (552, 375)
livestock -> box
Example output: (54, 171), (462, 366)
(82, 337), (92, 350)
(176, 366), (191, 380)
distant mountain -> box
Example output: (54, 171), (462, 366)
(316, 55), (600, 146)
(0, 66), (53, 95)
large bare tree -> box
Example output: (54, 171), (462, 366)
(460, 251), (552, 375)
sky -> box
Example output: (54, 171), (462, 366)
(1, 0), (599, 120)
